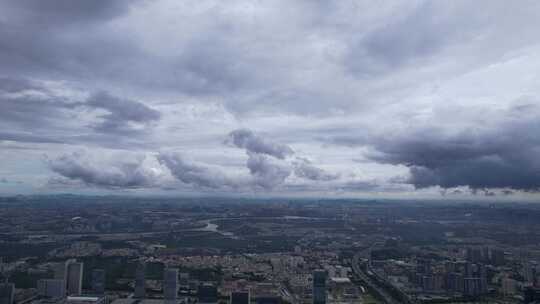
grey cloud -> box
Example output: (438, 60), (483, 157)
(157, 152), (240, 190)
(246, 153), (291, 190)
(158, 151), (292, 191)
(347, 2), (468, 75)
(0, 76), (160, 148)
(293, 159), (339, 181)
(0, 132), (64, 144)
(227, 129), (293, 159)
(0, 77), (75, 129)
(346, 2), (540, 78)
(358, 107), (540, 191)
(0, 0), (135, 27)
(85, 91), (161, 133)
(341, 180), (380, 192)
(49, 152), (156, 188)
(0, 77), (43, 93)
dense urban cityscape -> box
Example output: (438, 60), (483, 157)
(1, 196), (540, 304)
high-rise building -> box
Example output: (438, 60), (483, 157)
(54, 259), (82, 296)
(466, 248), (482, 263)
(92, 269), (106, 295)
(491, 249), (505, 266)
(38, 279), (65, 298)
(524, 262), (538, 286)
(0, 283), (14, 304)
(163, 268), (178, 302)
(197, 283), (218, 303)
(54, 260), (70, 281)
(501, 278), (516, 295)
(416, 258), (431, 275)
(134, 262), (146, 299)
(446, 272), (464, 293)
(312, 270), (327, 304)
(525, 287), (540, 303)
(422, 276), (434, 291)
(464, 277), (481, 297)
(478, 264), (488, 293)
(231, 291), (250, 304)
(67, 262), (83, 296)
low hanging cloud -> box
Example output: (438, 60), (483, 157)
(85, 91), (161, 133)
(293, 159), (339, 181)
(157, 152), (241, 190)
(48, 151), (158, 188)
(157, 151), (291, 191)
(228, 128), (337, 183)
(227, 129), (294, 159)
(246, 152), (291, 190)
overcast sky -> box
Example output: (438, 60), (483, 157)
(1, 0), (540, 199)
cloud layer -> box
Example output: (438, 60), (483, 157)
(49, 151), (158, 188)
(1, 1), (540, 198)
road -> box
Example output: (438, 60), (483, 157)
(351, 252), (403, 304)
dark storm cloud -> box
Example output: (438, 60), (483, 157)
(49, 152), (156, 188)
(246, 153), (291, 190)
(85, 91), (161, 133)
(356, 107), (540, 191)
(227, 129), (294, 159)
(157, 152), (241, 190)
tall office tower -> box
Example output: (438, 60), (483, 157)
(198, 283), (218, 303)
(491, 249), (505, 266)
(92, 269), (106, 295)
(478, 264), (488, 293)
(37, 279), (65, 298)
(482, 247), (490, 263)
(163, 268), (179, 302)
(231, 291), (250, 304)
(67, 262), (83, 295)
(0, 283), (14, 304)
(312, 270), (327, 304)
(54, 259), (76, 295)
(422, 276), (434, 291)
(416, 258), (431, 275)
(134, 262), (146, 299)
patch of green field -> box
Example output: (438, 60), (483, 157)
(361, 293), (382, 304)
